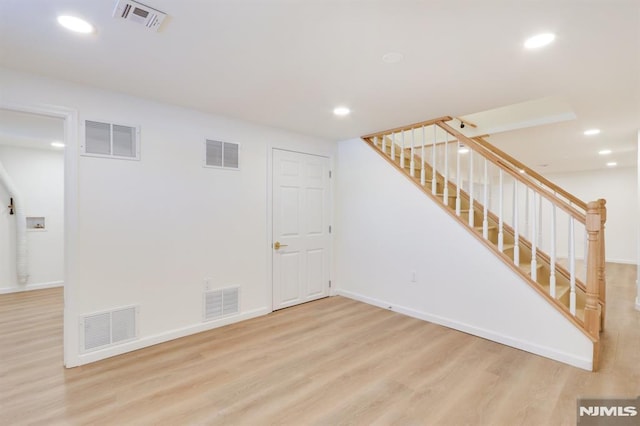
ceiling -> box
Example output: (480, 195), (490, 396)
(0, 0), (638, 173)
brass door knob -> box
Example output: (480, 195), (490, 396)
(274, 241), (288, 250)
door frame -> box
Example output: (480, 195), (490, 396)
(0, 101), (79, 368)
(267, 146), (335, 312)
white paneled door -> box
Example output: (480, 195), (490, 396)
(272, 149), (330, 310)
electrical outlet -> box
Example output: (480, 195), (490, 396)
(204, 278), (211, 291)
(411, 270), (417, 283)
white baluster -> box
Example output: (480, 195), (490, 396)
(498, 170), (504, 252)
(382, 134), (387, 153)
(569, 216), (576, 315)
(400, 131), (405, 169)
(391, 131), (395, 160)
(550, 204), (557, 298)
(455, 140), (461, 216)
(373, 135), (378, 147)
(431, 125), (437, 196)
(483, 158), (488, 239)
(531, 191), (538, 281)
(538, 193), (543, 248)
(420, 126), (425, 186)
(513, 181), (520, 266)
(443, 131), (449, 204)
(468, 150), (474, 227)
(524, 187), (530, 239)
(410, 128), (416, 177)
(584, 228), (588, 282)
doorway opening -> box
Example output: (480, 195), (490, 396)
(0, 104), (75, 367)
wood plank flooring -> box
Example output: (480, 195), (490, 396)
(1, 263), (639, 425)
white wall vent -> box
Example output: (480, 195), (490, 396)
(82, 120), (140, 160)
(80, 306), (139, 353)
(204, 140), (240, 170)
(204, 287), (239, 321)
(113, 0), (167, 31)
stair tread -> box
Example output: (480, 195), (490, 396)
(518, 262), (544, 273)
(436, 193), (457, 198)
(474, 225), (497, 231)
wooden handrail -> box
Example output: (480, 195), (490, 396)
(403, 134), (491, 150)
(361, 116), (452, 139)
(471, 136), (587, 211)
(435, 121), (587, 223)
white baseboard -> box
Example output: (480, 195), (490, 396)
(0, 281), (64, 294)
(71, 306), (271, 367)
(336, 289), (592, 371)
(606, 258), (637, 265)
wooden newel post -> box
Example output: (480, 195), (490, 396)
(584, 202), (601, 339)
(598, 199), (607, 331)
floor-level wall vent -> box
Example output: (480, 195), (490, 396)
(204, 287), (240, 321)
(80, 306), (139, 353)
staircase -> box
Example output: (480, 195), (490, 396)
(361, 116), (607, 371)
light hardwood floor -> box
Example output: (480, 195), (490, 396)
(1, 263), (639, 425)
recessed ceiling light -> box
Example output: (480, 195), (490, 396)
(333, 106), (351, 117)
(382, 52), (404, 64)
(584, 129), (601, 136)
(57, 15), (94, 34)
(524, 33), (556, 49)
(606, 162), (617, 167)
(458, 147), (469, 154)
(598, 149), (612, 155)
(51, 141), (66, 148)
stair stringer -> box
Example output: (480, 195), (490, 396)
(335, 138), (595, 370)
(378, 137), (594, 329)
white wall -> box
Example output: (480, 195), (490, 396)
(335, 138), (594, 370)
(637, 130), (640, 311)
(0, 145), (64, 292)
(543, 167), (637, 264)
(0, 67), (335, 366)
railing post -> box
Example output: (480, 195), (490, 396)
(431, 125), (437, 195)
(498, 170), (504, 252)
(482, 158), (488, 239)
(598, 198), (607, 330)
(420, 126), (426, 186)
(443, 131), (449, 204)
(468, 150), (474, 227)
(550, 204), (557, 298)
(455, 140), (461, 216)
(585, 201), (601, 339)
(400, 131), (406, 169)
(391, 131), (395, 160)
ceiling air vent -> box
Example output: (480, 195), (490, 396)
(113, 0), (167, 31)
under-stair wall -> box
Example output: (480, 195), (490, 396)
(335, 137), (595, 370)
